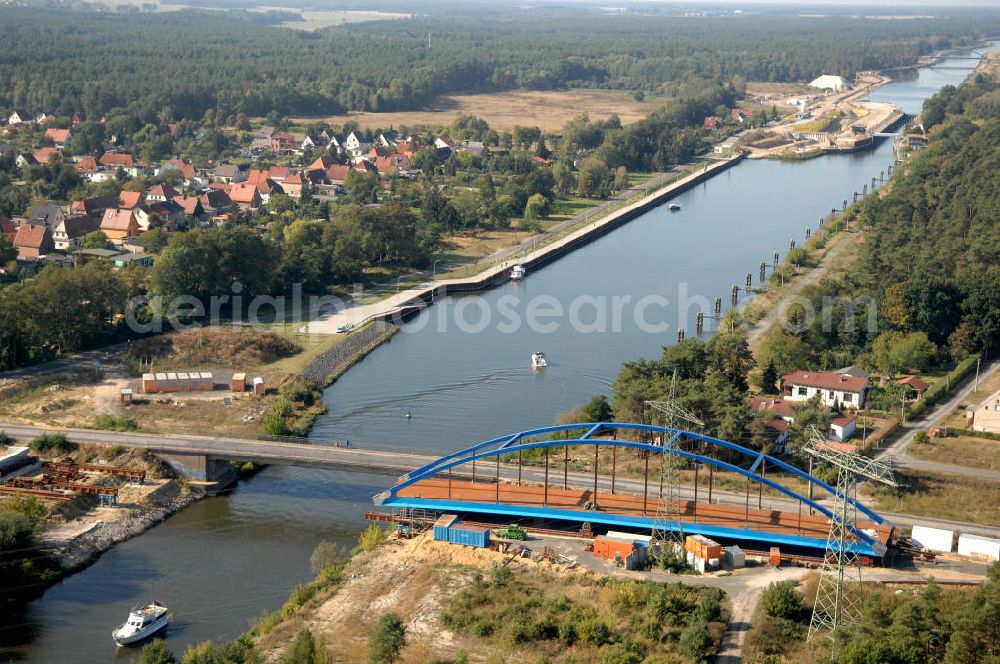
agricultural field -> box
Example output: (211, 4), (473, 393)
(909, 434), (1000, 470)
(293, 89), (669, 132)
(865, 471), (1000, 526)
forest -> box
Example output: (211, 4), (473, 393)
(1, 5), (998, 120)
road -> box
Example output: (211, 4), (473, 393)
(3, 420), (999, 540)
(877, 359), (1000, 481)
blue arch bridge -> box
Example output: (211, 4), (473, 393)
(375, 422), (893, 559)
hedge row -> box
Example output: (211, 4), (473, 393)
(948, 428), (1000, 442)
(907, 354), (981, 419)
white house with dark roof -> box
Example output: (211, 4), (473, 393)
(780, 370), (869, 409)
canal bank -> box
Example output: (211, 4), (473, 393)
(3, 46), (993, 663)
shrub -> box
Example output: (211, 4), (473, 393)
(578, 616), (611, 646)
(358, 524), (386, 552)
(94, 414), (140, 432)
(368, 612), (406, 664)
(29, 433), (74, 455)
(102, 444), (128, 460)
(760, 580), (804, 620)
(0, 432), (12, 448)
(695, 596), (722, 622)
(310, 539), (341, 573)
(598, 643), (643, 664)
(914, 430), (930, 445)
(678, 621), (714, 664)
(138, 639), (176, 664)
(491, 566), (513, 588)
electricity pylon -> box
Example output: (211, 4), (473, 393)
(804, 426), (898, 640)
(645, 374), (704, 567)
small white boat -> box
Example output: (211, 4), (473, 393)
(668, 203), (681, 211)
(531, 352), (548, 369)
(112, 601), (170, 646)
(510, 264), (526, 280)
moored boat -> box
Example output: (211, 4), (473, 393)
(511, 264), (526, 280)
(531, 352), (548, 368)
(668, 203), (681, 211)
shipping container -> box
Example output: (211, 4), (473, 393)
(198, 372), (214, 391)
(433, 514), (459, 542)
(253, 376), (266, 396)
(176, 372), (191, 392)
(141, 373), (157, 394)
(685, 534), (722, 561)
(231, 372), (247, 393)
(957, 534), (1000, 561)
(606, 530), (652, 544)
(594, 536), (637, 561)
(448, 524), (491, 548)
(165, 372), (179, 391)
(911, 525), (954, 553)
(723, 545), (745, 569)
(119, 388), (133, 405)
(769, 547), (782, 567)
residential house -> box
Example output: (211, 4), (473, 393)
(52, 215), (101, 250)
(199, 189), (232, 216)
(73, 156), (99, 176)
(35, 113), (54, 125)
(462, 141), (490, 159)
(159, 158), (198, 187)
(229, 182), (262, 210)
(139, 200), (185, 230)
(301, 133), (325, 151)
(13, 224), (54, 259)
(74, 248), (121, 264)
(33, 147), (64, 164)
(703, 116), (724, 130)
(433, 136), (455, 150)
(0, 143), (16, 159)
(270, 132), (297, 153)
(897, 375), (930, 401)
(308, 154), (339, 172)
(325, 164), (351, 185)
(70, 194), (118, 217)
(212, 163), (245, 184)
(100, 152), (146, 178)
(45, 128), (71, 149)
(172, 195), (205, 221)
(100, 208), (140, 241)
(118, 191), (145, 210)
(28, 204), (65, 229)
(121, 237), (147, 254)
(146, 183), (179, 203)
(374, 154), (410, 176)
(967, 388), (1000, 434)
(255, 178), (284, 205)
(780, 370), (869, 409)
(7, 110), (31, 125)
(281, 172), (306, 200)
(343, 131), (367, 153)
(731, 108), (754, 121)
(252, 126), (276, 150)
(376, 131), (398, 148)
(326, 134), (343, 155)
(14, 153), (37, 169)
(266, 166), (291, 182)
(749, 395), (857, 444)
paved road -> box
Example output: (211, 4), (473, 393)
(877, 359), (1000, 481)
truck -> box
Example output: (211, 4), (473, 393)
(495, 524), (529, 540)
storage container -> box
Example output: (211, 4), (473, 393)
(723, 545), (745, 569)
(433, 514), (459, 542)
(231, 372), (247, 393)
(769, 547), (782, 566)
(448, 524), (490, 548)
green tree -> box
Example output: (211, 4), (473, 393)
(582, 395), (613, 422)
(368, 613), (406, 664)
(286, 628), (316, 664)
(760, 580), (803, 620)
(757, 330), (811, 375)
(524, 192), (550, 220)
(760, 359), (779, 394)
(139, 228), (169, 254)
(872, 331), (937, 376)
(551, 161), (573, 196)
(80, 230), (114, 250)
(0, 234), (15, 266)
(679, 620), (715, 664)
(138, 639), (176, 664)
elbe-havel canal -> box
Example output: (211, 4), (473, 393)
(1, 46), (992, 663)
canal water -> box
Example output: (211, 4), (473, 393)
(1, 48), (987, 663)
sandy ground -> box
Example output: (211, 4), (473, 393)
(294, 89), (666, 132)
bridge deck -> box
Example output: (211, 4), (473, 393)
(392, 478), (891, 554)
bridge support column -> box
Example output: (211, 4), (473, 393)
(158, 453), (237, 493)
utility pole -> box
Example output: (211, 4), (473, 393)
(645, 375), (704, 569)
(805, 427), (898, 641)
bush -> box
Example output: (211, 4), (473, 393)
(578, 616), (611, 646)
(760, 580), (804, 620)
(368, 612), (406, 664)
(94, 414), (140, 432)
(29, 433), (74, 455)
(102, 444), (128, 460)
(598, 643), (643, 664)
(0, 432), (13, 448)
(695, 596), (722, 622)
(138, 639), (176, 664)
(310, 540), (341, 573)
(491, 566), (513, 588)
(679, 621), (715, 663)
(358, 524), (386, 552)
(914, 430), (930, 445)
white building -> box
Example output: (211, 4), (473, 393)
(809, 75), (850, 92)
(967, 388), (1000, 433)
(781, 370), (869, 409)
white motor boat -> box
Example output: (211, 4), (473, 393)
(112, 601), (170, 646)
(668, 203), (681, 211)
(511, 264), (526, 280)
(531, 352), (548, 368)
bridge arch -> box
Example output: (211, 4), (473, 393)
(379, 422), (888, 552)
